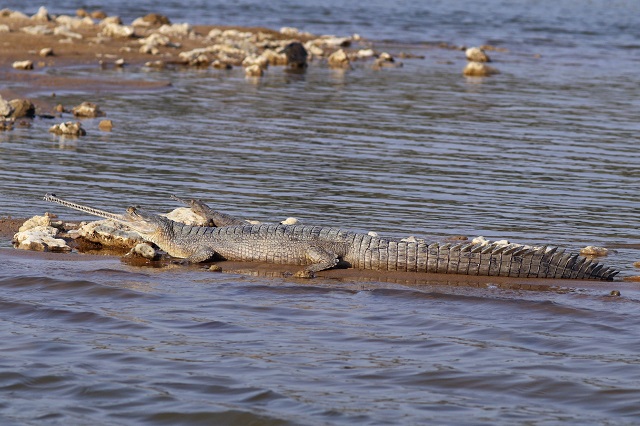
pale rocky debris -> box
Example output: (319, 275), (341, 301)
(100, 22), (134, 38)
(76, 219), (144, 249)
(465, 47), (491, 62)
(580, 246), (609, 256)
(163, 207), (208, 226)
(72, 102), (104, 117)
(49, 121), (86, 136)
(20, 25), (53, 35)
(328, 49), (351, 69)
(127, 243), (160, 260)
(12, 60), (34, 70)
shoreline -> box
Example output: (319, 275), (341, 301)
(0, 7), (418, 105)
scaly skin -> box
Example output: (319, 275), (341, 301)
(43, 194), (619, 280)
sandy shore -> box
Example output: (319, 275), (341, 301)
(0, 7), (373, 107)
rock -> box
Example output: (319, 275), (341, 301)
(163, 207), (208, 226)
(208, 264), (223, 272)
(465, 47), (491, 62)
(244, 64), (264, 77)
(0, 9), (29, 19)
(211, 60), (232, 70)
(261, 49), (288, 66)
(100, 22), (134, 38)
(328, 49), (351, 69)
(133, 13), (171, 27)
(91, 10), (108, 20)
(634, 261), (640, 268)
(280, 217), (299, 225)
(39, 47), (54, 57)
(77, 219), (144, 249)
(55, 15), (94, 29)
(128, 243), (160, 260)
(54, 25), (83, 39)
(242, 54), (269, 70)
(98, 119), (113, 131)
(115, 58), (126, 67)
(0, 96), (14, 117)
(280, 27), (301, 36)
(139, 45), (159, 55)
(12, 60), (34, 70)
(31, 6), (52, 22)
(318, 36), (351, 47)
(357, 48), (375, 58)
(0, 24), (10, 33)
(463, 61), (499, 77)
(8, 99), (35, 118)
(72, 102), (105, 117)
(368, 231), (379, 237)
(76, 9), (89, 18)
(280, 42), (308, 69)
(373, 52), (402, 69)
(157, 23), (192, 38)
(49, 121), (86, 136)
(20, 25), (53, 36)
(18, 215), (51, 232)
(12, 225), (71, 253)
(580, 246), (609, 257)
(139, 33), (173, 48)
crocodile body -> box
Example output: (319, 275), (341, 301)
(43, 194), (619, 280)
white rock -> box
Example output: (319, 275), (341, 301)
(77, 219), (144, 248)
(368, 231), (379, 237)
(163, 207), (208, 226)
(471, 236), (489, 245)
(280, 27), (300, 36)
(18, 215), (52, 232)
(0, 24), (10, 33)
(157, 23), (192, 37)
(12, 225), (71, 252)
(128, 243), (159, 260)
(580, 246), (609, 256)
(328, 49), (351, 69)
(20, 25), (52, 35)
(280, 217), (299, 225)
(242, 54), (269, 70)
(465, 47), (491, 62)
(12, 60), (33, 70)
(139, 33), (171, 47)
(244, 64), (263, 77)
(0, 96), (13, 117)
(357, 48), (375, 58)
(31, 6), (51, 22)
(49, 121), (86, 136)
(100, 22), (134, 38)
(54, 25), (83, 39)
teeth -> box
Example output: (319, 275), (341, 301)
(43, 193), (125, 222)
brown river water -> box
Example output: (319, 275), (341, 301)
(1, 0), (640, 424)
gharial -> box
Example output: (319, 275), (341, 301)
(43, 193), (619, 281)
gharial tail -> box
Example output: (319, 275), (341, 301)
(43, 193), (126, 222)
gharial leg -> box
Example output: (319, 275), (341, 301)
(293, 247), (340, 278)
(171, 195), (247, 227)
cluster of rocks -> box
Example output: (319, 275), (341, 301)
(462, 46), (502, 77)
(0, 7), (406, 77)
(0, 93), (111, 136)
(0, 96), (36, 130)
